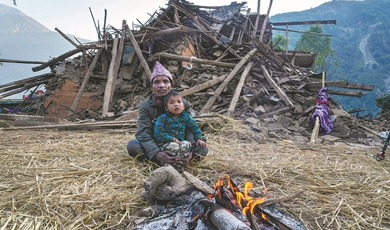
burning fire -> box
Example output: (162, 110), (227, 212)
(209, 174), (267, 216)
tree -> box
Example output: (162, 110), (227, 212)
(271, 33), (287, 51)
(294, 25), (335, 73)
(375, 93), (390, 117)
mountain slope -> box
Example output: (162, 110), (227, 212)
(0, 4), (51, 34)
(270, 0), (390, 116)
(0, 3), (79, 96)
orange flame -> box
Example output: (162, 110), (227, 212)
(210, 175), (267, 216)
(261, 212), (268, 220)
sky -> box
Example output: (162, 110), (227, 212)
(0, 0), (329, 40)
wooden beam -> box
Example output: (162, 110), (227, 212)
(102, 38), (119, 117)
(259, 0), (273, 41)
(133, 26), (188, 40)
(306, 81), (348, 88)
(126, 25), (152, 78)
(67, 49), (102, 117)
(227, 62), (253, 117)
(0, 59), (45, 65)
(0, 73), (54, 89)
(261, 65), (294, 107)
(179, 75), (227, 97)
(153, 52), (236, 68)
(55, 27), (79, 48)
(272, 20), (337, 26)
(272, 27), (333, 37)
(198, 49), (257, 115)
(31, 44), (102, 72)
(345, 82), (375, 90)
(328, 90), (365, 97)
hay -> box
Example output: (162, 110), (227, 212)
(1, 118), (389, 229)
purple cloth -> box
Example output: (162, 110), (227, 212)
(311, 87), (334, 135)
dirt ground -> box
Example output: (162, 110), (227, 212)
(1, 124), (389, 229)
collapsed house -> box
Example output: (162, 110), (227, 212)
(0, 0), (384, 144)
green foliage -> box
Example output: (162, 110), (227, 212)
(272, 33), (287, 51)
(375, 93), (390, 116)
(269, 0), (390, 116)
(294, 25), (335, 73)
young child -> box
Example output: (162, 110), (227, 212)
(154, 90), (207, 162)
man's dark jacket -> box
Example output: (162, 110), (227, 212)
(135, 93), (193, 160)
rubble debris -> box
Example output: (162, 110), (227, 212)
(0, 0), (385, 145)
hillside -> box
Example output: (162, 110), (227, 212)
(270, 0), (390, 116)
(0, 3), (86, 94)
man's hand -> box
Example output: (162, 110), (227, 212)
(196, 139), (207, 148)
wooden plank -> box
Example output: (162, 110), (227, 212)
(126, 24), (152, 78)
(272, 27), (333, 37)
(198, 49), (257, 115)
(259, 0), (273, 41)
(179, 75), (227, 97)
(110, 20), (127, 101)
(153, 52), (236, 68)
(345, 82), (374, 90)
(227, 62), (253, 117)
(0, 59), (45, 65)
(0, 73), (54, 89)
(55, 27), (79, 48)
(0, 80), (49, 99)
(261, 65), (294, 107)
(310, 117), (320, 143)
(272, 20), (337, 26)
(102, 38), (119, 117)
(31, 44), (101, 72)
(67, 49), (102, 117)
(133, 26), (188, 40)
(328, 90), (365, 97)
(306, 81), (348, 88)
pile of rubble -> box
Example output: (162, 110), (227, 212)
(0, 0), (386, 145)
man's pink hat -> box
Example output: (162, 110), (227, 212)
(150, 61), (173, 82)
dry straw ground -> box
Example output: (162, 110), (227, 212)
(1, 117), (389, 230)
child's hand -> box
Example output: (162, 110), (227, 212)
(173, 138), (180, 143)
(196, 139), (207, 148)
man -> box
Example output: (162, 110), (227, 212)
(126, 61), (208, 169)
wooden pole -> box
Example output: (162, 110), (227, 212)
(0, 59), (45, 65)
(67, 49), (102, 117)
(261, 65), (294, 107)
(198, 49), (257, 115)
(110, 20), (127, 101)
(227, 62), (253, 117)
(153, 52), (236, 68)
(179, 75), (227, 97)
(259, 0), (273, 41)
(55, 27), (79, 48)
(125, 25), (152, 78)
(285, 24), (289, 54)
(102, 38), (119, 117)
(252, 0), (261, 39)
(310, 72), (325, 143)
(31, 44), (101, 72)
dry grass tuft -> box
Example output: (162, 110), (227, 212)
(1, 118), (389, 229)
